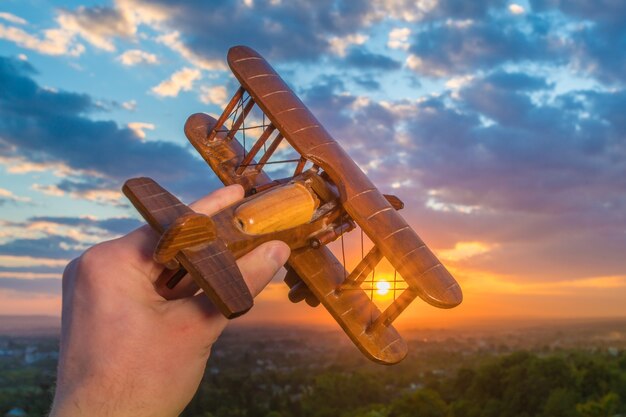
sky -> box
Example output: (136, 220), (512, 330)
(0, 0), (625, 328)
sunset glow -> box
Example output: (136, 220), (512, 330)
(375, 280), (391, 296)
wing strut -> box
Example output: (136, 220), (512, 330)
(207, 86), (245, 142)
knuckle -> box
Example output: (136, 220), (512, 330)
(74, 242), (112, 279)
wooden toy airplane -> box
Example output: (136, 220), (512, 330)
(123, 46), (462, 365)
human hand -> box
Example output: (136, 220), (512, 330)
(49, 185), (290, 417)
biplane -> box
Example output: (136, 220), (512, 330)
(123, 46), (462, 365)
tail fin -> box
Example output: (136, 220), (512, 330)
(123, 177), (253, 318)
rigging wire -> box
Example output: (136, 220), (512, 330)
(340, 223), (347, 281)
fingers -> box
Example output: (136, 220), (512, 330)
(237, 241), (291, 297)
(175, 241), (290, 327)
(189, 184), (244, 214)
(113, 184), (245, 283)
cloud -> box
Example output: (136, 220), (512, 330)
(508, 4), (525, 14)
(0, 12), (27, 25)
(56, 6), (136, 51)
(366, 0), (507, 23)
(0, 22), (84, 56)
(406, 17), (561, 77)
(127, 122), (155, 139)
(0, 255), (68, 268)
(0, 278), (61, 295)
(122, 99), (137, 111)
(0, 188), (31, 205)
(199, 85), (228, 105)
(0, 0), (168, 57)
(155, 31), (227, 71)
(387, 27), (411, 50)
(27, 215), (142, 235)
(0, 235), (84, 259)
(343, 48), (402, 70)
(328, 33), (368, 57)
(118, 0), (375, 62)
(0, 215), (142, 290)
(0, 155), (74, 176)
(0, 56), (219, 202)
(529, 0), (626, 84)
(117, 49), (158, 66)
(151, 67), (201, 97)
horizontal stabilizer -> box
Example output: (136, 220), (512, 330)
(123, 177), (253, 318)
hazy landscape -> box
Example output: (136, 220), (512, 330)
(2, 316), (625, 416)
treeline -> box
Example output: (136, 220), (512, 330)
(184, 350), (626, 417)
(1, 348), (624, 416)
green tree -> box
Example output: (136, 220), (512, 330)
(388, 388), (447, 417)
(576, 392), (620, 417)
(542, 388), (580, 417)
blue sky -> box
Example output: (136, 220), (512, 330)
(0, 0), (624, 323)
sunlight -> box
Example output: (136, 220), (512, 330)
(376, 280), (391, 296)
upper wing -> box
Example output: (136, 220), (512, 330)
(123, 177), (253, 318)
(227, 46), (462, 309)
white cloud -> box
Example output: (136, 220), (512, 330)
(445, 18), (474, 28)
(365, 0), (438, 23)
(438, 241), (495, 262)
(0, 272), (60, 279)
(115, 0), (169, 28)
(31, 184), (65, 197)
(0, 156), (74, 177)
(156, 31), (227, 71)
(56, 6), (136, 52)
(199, 85), (228, 106)
(79, 189), (123, 205)
(0, 12), (27, 25)
(0, 23), (84, 56)
(406, 53), (447, 76)
(508, 4), (525, 14)
(0, 255), (69, 268)
(31, 183), (123, 205)
(151, 67), (201, 97)
(445, 74), (474, 99)
(122, 99), (137, 111)
(387, 27), (411, 50)
(117, 49), (158, 65)
(0, 188), (31, 204)
(0, 1), (169, 57)
(0, 218), (111, 246)
(328, 33), (368, 57)
(127, 122), (155, 139)
(406, 54), (423, 71)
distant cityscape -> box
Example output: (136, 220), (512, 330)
(1, 316), (625, 416)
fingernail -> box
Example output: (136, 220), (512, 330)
(265, 241), (290, 268)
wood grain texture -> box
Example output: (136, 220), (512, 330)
(154, 213), (216, 266)
(234, 182), (318, 234)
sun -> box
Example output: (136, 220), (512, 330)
(375, 280), (391, 296)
